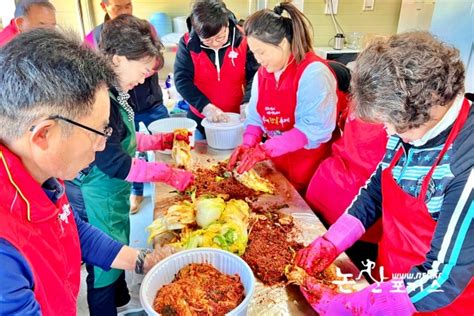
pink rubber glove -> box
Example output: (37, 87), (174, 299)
(302, 279), (416, 316)
(126, 158), (194, 191)
(242, 125), (264, 147)
(136, 132), (190, 151)
(233, 128), (308, 173)
(227, 125), (263, 170)
(84, 32), (95, 48)
(296, 214), (365, 275)
(262, 128), (308, 157)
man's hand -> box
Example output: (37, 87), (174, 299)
(143, 245), (176, 274)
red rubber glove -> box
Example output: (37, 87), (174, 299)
(136, 132), (191, 151)
(126, 158), (194, 191)
(295, 236), (339, 276)
(296, 214), (365, 275)
(236, 144), (269, 174)
(302, 278), (416, 316)
(227, 125), (263, 170)
(227, 145), (249, 171)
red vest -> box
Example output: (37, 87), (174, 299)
(256, 52), (346, 192)
(0, 145), (81, 316)
(185, 32), (248, 118)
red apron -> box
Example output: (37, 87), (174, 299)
(184, 33), (248, 118)
(379, 99), (473, 314)
(305, 112), (386, 242)
(257, 52), (344, 192)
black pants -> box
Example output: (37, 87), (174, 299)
(86, 264), (130, 316)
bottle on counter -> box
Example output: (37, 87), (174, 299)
(165, 73), (189, 117)
(165, 73), (181, 100)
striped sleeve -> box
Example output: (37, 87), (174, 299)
(347, 164), (384, 229)
(405, 168), (473, 312)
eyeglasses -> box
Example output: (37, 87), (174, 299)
(30, 115), (113, 139)
(200, 27), (229, 46)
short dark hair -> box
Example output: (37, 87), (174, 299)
(352, 31), (465, 132)
(99, 14), (164, 69)
(14, 0), (56, 18)
(190, 0), (229, 39)
(0, 28), (116, 142)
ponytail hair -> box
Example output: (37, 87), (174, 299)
(244, 1), (313, 63)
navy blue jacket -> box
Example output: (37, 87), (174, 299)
(348, 98), (473, 312)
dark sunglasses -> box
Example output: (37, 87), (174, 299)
(30, 115), (113, 139)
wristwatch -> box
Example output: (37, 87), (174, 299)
(135, 248), (152, 274)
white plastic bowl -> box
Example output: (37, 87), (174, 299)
(148, 117), (197, 154)
(201, 113), (244, 150)
(140, 248), (255, 316)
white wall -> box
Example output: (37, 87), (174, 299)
(430, 0), (473, 92)
(0, 0), (16, 28)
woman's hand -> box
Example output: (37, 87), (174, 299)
(236, 144), (268, 174)
(202, 103), (230, 123)
(227, 145), (249, 170)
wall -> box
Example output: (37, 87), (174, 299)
(9, 0), (403, 44)
(50, 0), (83, 34)
(430, 0), (473, 92)
(0, 0), (16, 30)
(304, 0), (402, 46)
(89, 0), (249, 32)
(83, 0), (402, 46)
(47, 0), (403, 78)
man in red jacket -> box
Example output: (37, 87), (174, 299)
(0, 28), (172, 315)
(0, 0), (56, 46)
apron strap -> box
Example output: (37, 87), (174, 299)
(388, 142), (405, 169)
(419, 99), (471, 201)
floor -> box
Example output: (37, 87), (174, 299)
(77, 182), (155, 316)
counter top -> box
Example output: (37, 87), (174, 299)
(314, 46), (361, 54)
(153, 141), (368, 315)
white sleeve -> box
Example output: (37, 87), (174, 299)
(294, 62), (338, 149)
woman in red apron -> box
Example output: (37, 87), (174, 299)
(227, 2), (345, 193)
(174, 1), (259, 136)
(296, 32), (473, 315)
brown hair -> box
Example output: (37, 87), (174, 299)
(352, 31), (465, 132)
(244, 1), (313, 63)
(99, 14), (164, 70)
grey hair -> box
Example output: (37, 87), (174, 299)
(14, 0), (56, 18)
(0, 28), (116, 142)
(351, 31), (465, 132)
